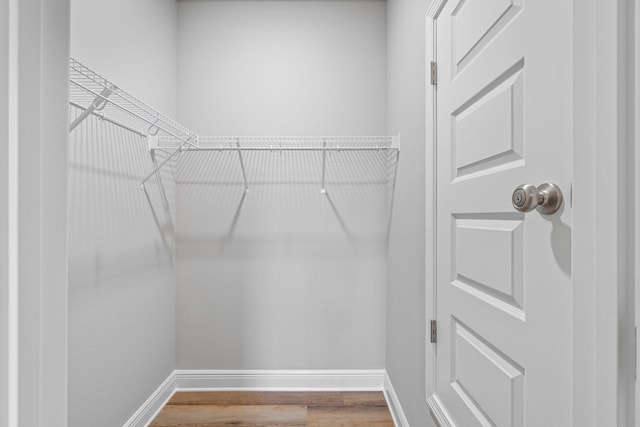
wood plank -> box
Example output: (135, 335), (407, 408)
(341, 392), (388, 407)
(167, 391), (344, 407)
(149, 404), (307, 427)
(306, 406), (394, 427)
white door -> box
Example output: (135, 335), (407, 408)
(431, 0), (573, 425)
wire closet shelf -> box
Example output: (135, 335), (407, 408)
(68, 58), (400, 192)
(69, 58), (198, 147)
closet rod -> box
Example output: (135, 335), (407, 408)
(69, 101), (147, 138)
(70, 80), (198, 149)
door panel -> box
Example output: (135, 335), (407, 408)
(452, 64), (524, 180)
(433, 0), (573, 425)
(452, 319), (524, 427)
(453, 216), (524, 319)
(452, 0), (523, 73)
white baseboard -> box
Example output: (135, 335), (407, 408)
(383, 371), (410, 427)
(427, 394), (455, 427)
(173, 369), (386, 391)
(122, 372), (176, 427)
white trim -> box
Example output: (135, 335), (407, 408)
(571, 2), (599, 425)
(122, 373), (176, 427)
(173, 369), (385, 391)
(426, 0), (447, 19)
(619, 0), (636, 422)
(6, 1), (69, 424)
(7, 0), (18, 425)
(426, 395), (454, 427)
(424, 0), (442, 410)
(383, 371), (409, 427)
(636, 0), (640, 423)
(587, 0), (634, 424)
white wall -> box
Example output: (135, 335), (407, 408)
(386, 0), (433, 425)
(71, 0), (179, 117)
(177, 0), (386, 136)
(175, 0), (389, 370)
(68, 2), (178, 426)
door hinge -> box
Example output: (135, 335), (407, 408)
(430, 61), (438, 86)
(430, 320), (437, 343)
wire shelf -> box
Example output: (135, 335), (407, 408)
(156, 135), (397, 151)
(69, 57), (198, 148)
(68, 58), (399, 192)
(153, 135), (400, 194)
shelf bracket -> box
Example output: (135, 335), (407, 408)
(320, 138), (328, 194)
(236, 139), (249, 194)
(148, 135), (159, 151)
(387, 149), (401, 242)
(69, 86), (113, 132)
(140, 140), (191, 190)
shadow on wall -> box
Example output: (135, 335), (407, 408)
(174, 145), (397, 369)
(176, 147), (399, 258)
(67, 106), (179, 426)
(67, 106), (177, 287)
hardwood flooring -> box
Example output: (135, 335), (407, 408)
(150, 391), (395, 427)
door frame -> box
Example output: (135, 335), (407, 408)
(424, 1), (440, 423)
(1, 1), (70, 426)
(0, 0), (9, 424)
(635, 0), (640, 425)
(425, 0), (636, 425)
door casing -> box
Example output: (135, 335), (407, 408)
(635, 1), (640, 425)
(1, 1), (70, 427)
(425, 0), (636, 425)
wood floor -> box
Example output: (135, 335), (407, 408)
(149, 391), (395, 427)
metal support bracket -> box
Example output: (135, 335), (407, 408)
(140, 139), (194, 190)
(69, 86), (113, 132)
(392, 134), (401, 151)
(387, 148), (401, 242)
(148, 135), (159, 151)
(320, 138), (328, 194)
(236, 139), (249, 194)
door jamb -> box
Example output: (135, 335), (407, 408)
(581, 0), (635, 425)
(634, 0), (640, 424)
(424, 1), (447, 425)
(0, 0), (9, 424)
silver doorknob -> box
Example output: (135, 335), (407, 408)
(512, 182), (563, 214)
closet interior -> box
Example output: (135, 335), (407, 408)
(67, 1), (423, 426)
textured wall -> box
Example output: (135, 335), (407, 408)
(175, 0), (390, 370)
(386, 0), (433, 425)
(68, 1), (179, 426)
